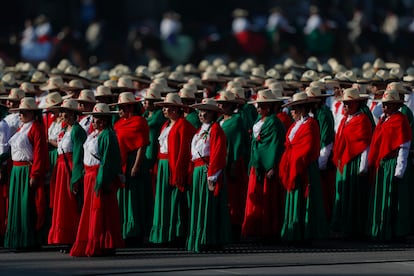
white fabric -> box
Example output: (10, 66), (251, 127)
(252, 119), (265, 139)
(158, 124), (172, 154)
(191, 123), (211, 161)
(331, 99), (344, 132)
(0, 120), (10, 156)
(404, 92), (414, 114)
(58, 128), (73, 155)
(83, 130), (100, 166)
(232, 17), (250, 34)
(303, 14), (322, 35)
(359, 146), (369, 174)
(9, 121), (33, 161)
(79, 115), (93, 135)
(319, 143), (333, 170)
(4, 113), (21, 136)
(395, 141), (410, 178)
(48, 120), (62, 141)
(288, 116), (308, 141)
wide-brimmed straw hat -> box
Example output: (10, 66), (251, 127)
(382, 82), (410, 94)
(154, 92), (187, 108)
(49, 98), (81, 113)
(381, 89), (405, 104)
(40, 76), (68, 91)
(0, 88), (25, 101)
(30, 71), (48, 84)
(9, 97), (41, 111)
(305, 86), (332, 98)
(83, 103), (119, 116)
(143, 87), (163, 101)
(215, 90), (245, 104)
(190, 98), (221, 112)
(19, 82), (43, 95)
(109, 92), (137, 106)
(41, 91), (63, 108)
(339, 87), (370, 101)
(95, 85), (117, 99)
(76, 89), (96, 103)
(282, 91), (320, 108)
(64, 79), (84, 91)
(248, 89), (284, 104)
(201, 71), (227, 83)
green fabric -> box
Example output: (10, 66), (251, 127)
(149, 159), (189, 244)
(315, 105), (335, 148)
(367, 158), (411, 240)
(5, 165), (41, 249)
(70, 123), (87, 190)
(281, 161), (328, 242)
(219, 113), (248, 164)
(330, 156), (369, 236)
(118, 152), (153, 239)
(239, 104), (258, 133)
(249, 115), (285, 175)
(185, 110), (201, 129)
(95, 128), (122, 193)
(144, 109), (166, 164)
(48, 148), (58, 175)
(187, 165), (232, 252)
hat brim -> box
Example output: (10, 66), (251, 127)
(107, 101), (138, 107)
(381, 99), (405, 104)
(282, 98), (320, 108)
(338, 95), (371, 101)
(153, 101), (187, 108)
(215, 99), (245, 105)
(190, 104), (222, 113)
(248, 99), (284, 104)
(48, 106), (82, 113)
(82, 111), (119, 115)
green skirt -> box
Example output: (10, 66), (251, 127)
(149, 159), (189, 244)
(331, 156), (369, 236)
(187, 165), (231, 252)
(281, 161), (328, 242)
(367, 158), (411, 240)
(5, 165), (42, 249)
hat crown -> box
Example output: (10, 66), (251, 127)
(271, 88), (284, 98)
(382, 89), (401, 102)
(68, 79), (84, 88)
(61, 99), (78, 110)
(2, 73), (15, 85)
(341, 87), (361, 100)
(78, 89), (96, 102)
(48, 76), (64, 87)
(9, 88), (25, 100)
(217, 90), (237, 101)
(163, 93), (183, 105)
(45, 92), (63, 107)
(230, 87), (246, 99)
(179, 87), (196, 99)
(256, 89), (276, 101)
(266, 68), (280, 79)
(375, 69), (390, 81)
(169, 71), (185, 81)
(96, 85), (112, 96)
(301, 70), (319, 81)
(117, 77), (134, 89)
(202, 71), (219, 80)
(19, 82), (35, 92)
(117, 92), (136, 104)
(18, 97), (38, 109)
(188, 77), (202, 86)
(31, 71), (47, 82)
(200, 98), (217, 106)
(305, 86), (322, 97)
(390, 67), (403, 79)
(104, 80), (117, 87)
(291, 91), (309, 102)
(386, 82), (406, 93)
(144, 88), (162, 99)
(92, 103), (111, 113)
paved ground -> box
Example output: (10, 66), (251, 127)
(1, 240), (414, 275)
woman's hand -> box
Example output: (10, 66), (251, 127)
(266, 168), (275, 179)
(131, 165), (140, 177)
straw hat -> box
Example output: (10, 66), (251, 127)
(301, 70), (319, 82)
(2, 73), (17, 88)
(215, 90), (244, 104)
(154, 92), (187, 108)
(266, 68), (281, 80)
(201, 71), (226, 82)
(30, 71), (48, 84)
(152, 77), (176, 92)
(0, 88), (25, 101)
(190, 98), (221, 112)
(77, 89), (96, 103)
(389, 67), (404, 80)
(230, 86), (247, 101)
(305, 86), (331, 98)
(109, 92), (137, 106)
(41, 91), (63, 108)
(19, 82), (42, 95)
(83, 103), (119, 116)
(116, 76), (135, 90)
(248, 89), (283, 104)
(178, 86), (197, 100)
(64, 79), (84, 91)
(269, 84), (290, 100)
(9, 97), (41, 111)
(373, 58), (387, 70)
(37, 61), (50, 73)
(40, 76), (68, 91)
(381, 89), (404, 104)
(143, 87), (163, 101)
(94, 85), (114, 99)
(282, 91), (320, 108)
(49, 98), (81, 113)
(339, 87), (370, 101)
(384, 82), (410, 94)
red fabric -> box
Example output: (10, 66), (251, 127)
(207, 123), (227, 196)
(114, 116), (149, 172)
(277, 111), (293, 132)
(234, 31), (267, 55)
(334, 101), (342, 115)
(279, 118), (320, 191)
(368, 112), (412, 168)
(48, 154), (80, 244)
(226, 158), (248, 226)
(43, 113), (55, 138)
(332, 113), (373, 172)
(163, 117), (196, 191)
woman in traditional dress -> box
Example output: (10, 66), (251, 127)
(187, 98), (231, 252)
(5, 97), (48, 250)
(47, 99), (86, 250)
(241, 89), (286, 242)
(331, 88), (373, 238)
(111, 92), (152, 245)
(279, 92), (328, 243)
(70, 103), (124, 257)
(149, 93), (196, 246)
(367, 89), (412, 241)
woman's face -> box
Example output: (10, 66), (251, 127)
(144, 100), (154, 111)
(92, 116), (107, 131)
(290, 105), (306, 121)
(61, 110), (75, 124)
(198, 109), (215, 124)
(19, 110), (34, 123)
(217, 102), (233, 115)
(342, 100), (359, 116)
(382, 102), (400, 115)
(118, 104), (133, 119)
(256, 103), (272, 117)
(162, 106), (179, 119)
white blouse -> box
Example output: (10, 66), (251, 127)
(9, 121), (34, 162)
(83, 130), (100, 166)
(57, 128), (73, 155)
(288, 116), (309, 142)
(79, 115), (93, 135)
(48, 120), (63, 141)
(4, 113), (21, 136)
(191, 123), (211, 161)
(252, 119), (265, 139)
(0, 120), (10, 157)
(158, 124), (172, 154)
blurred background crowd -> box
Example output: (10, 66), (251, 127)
(2, 0), (414, 70)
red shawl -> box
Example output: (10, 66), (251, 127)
(279, 118), (320, 191)
(114, 115), (149, 172)
(368, 112), (412, 169)
(207, 123), (227, 196)
(332, 113), (372, 173)
(163, 117), (196, 191)
(277, 111), (293, 132)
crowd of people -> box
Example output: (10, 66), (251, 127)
(0, 53), (413, 257)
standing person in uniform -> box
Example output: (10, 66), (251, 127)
(48, 99), (86, 251)
(279, 92), (328, 243)
(70, 103), (124, 257)
(5, 97), (48, 250)
(76, 89), (96, 135)
(149, 93), (196, 246)
(331, 88), (373, 238)
(187, 98), (231, 252)
(241, 89), (286, 242)
(0, 103), (10, 245)
(367, 89), (412, 241)
(111, 92), (152, 246)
